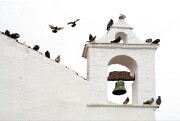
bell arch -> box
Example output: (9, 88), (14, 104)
(107, 55), (138, 104)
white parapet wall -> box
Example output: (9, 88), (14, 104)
(0, 33), (158, 120)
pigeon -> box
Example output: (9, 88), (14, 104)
(156, 96), (161, 105)
(111, 36), (121, 43)
(152, 39), (160, 44)
(5, 30), (11, 37)
(33, 45), (40, 51)
(86, 34), (96, 43)
(67, 19), (80, 27)
(143, 98), (154, 105)
(10, 33), (20, 39)
(49, 25), (64, 33)
(145, 38), (152, 43)
(106, 19), (114, 30)
(55, 55), (61, 63)
(123, 97), (129, 104)
(119, 14), (126, 19)
(45, 51), (50, 58)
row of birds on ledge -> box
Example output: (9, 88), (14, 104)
(122, 96), (161, 106)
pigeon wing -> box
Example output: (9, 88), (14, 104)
(56, 27), (64, 30)
(74, 19), (80, 22)
(49, 25), (55, 29)
(67, 22), (74, 25)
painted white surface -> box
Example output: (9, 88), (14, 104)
(0, 32), (158, 120)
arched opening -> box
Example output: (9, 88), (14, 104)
(115, 32), (127, 44)
(107, 55), (137, 104)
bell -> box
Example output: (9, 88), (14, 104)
(112, 80), (127, 95)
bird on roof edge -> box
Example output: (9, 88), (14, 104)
(86, 34), (96, 43)
(119, 14), (126, 19)
(123, 97), (129, 104)
(49, 25), (64, 33)
(33, 45), (40, 51)
(143, 98), (154, 105)
(156, 96), (161, 106)
(45, 51), (50, 58)
(152, 39), (160, 44)
(111, 36), (121, 43)
(55, 55), (61, 63)
(106, 19), (114, 30)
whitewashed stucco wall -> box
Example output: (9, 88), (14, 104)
(0, 33), (158, 120)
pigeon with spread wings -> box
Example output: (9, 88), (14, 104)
(49, 25), (64, 33)
(67, 19), (80, 27)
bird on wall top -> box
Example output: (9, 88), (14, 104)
(111, 36), (121, 43)
(4, 30), (11, 37)
(45, 51), (50, 58)
(49, 25), (64, 33)
(106, 19), (114, 30)
(67, 19), (80, 27)
(10, 33), (20, 39)
(55, 55), (61, 63)
(152, 39), (160, 44)
(156, 96), (161, 105)
(33, 45), (40, 51)
(86, 34), (96, 43)
(143, 98), (154, 105)
(119, 14), (126, 19)
(145, 38), (152, 43)
(123, 97), (129, 104)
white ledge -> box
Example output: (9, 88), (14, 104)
(86, 103), (159, 108)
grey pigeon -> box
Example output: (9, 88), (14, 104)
(86, 34), (96, 43)
(49, 25), (64, 33)
(123, 97), (129, 104)
(5, 30), (11, 37)
(111, 36), (121, 43)
(10, 33), (20, 39)
(33, 45), (40, 51)
(55, 55), (61, 63)
(67, 19), (80, 27)
(156, 96), (161, 105)
(143, 98), (154, 105)
(45, 51), (50, 58)
(146, 38), (152, 43)
(106, 19), (114, 30)
(152, 39), (160, 44)
(119, 14), (126, 19)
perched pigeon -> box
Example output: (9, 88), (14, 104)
(55, 55), (61, 63)
(45, 51), (50, 58)
(10, 33), (20, 39)
(152, 39), (160, 44)
(119, 14), (126, 19)
(67, 19), (80, 27)
(156, 96), (161, 105)
(5, 30), (11, 37)
(49, 25), (64, 33)
(111, 36), (121, 43)
(86, 34), (96, 43)
(106, 19), (114, 30)
(33, 45), (40, 51)
(123, 97), (129, 104)
(145, 38), (152, 43)
(143, 98), (154, 105)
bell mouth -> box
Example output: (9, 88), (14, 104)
(112, 90), (127, 95)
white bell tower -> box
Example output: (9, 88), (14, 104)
(82, 15), (159, 120)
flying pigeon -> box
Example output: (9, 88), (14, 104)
(86, 34), (96, 43)
(143, 98), (154, 105)
(152, 39), (160, 44)
(67, 19), (80, 27)
(156, 96), (161, 105)
(45, 51), (50, 58)
(5, 30), (11, 37)
(33, 45), (40, 51)
(145, 38), (152, 43)
(10, 33), (20, 39)
(106, 19), (114, 30)
(49, 25), (64, 33)
(55, 55), (61, 63)
(123, 97), (129, 104)
(111, 36), (121, 43)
